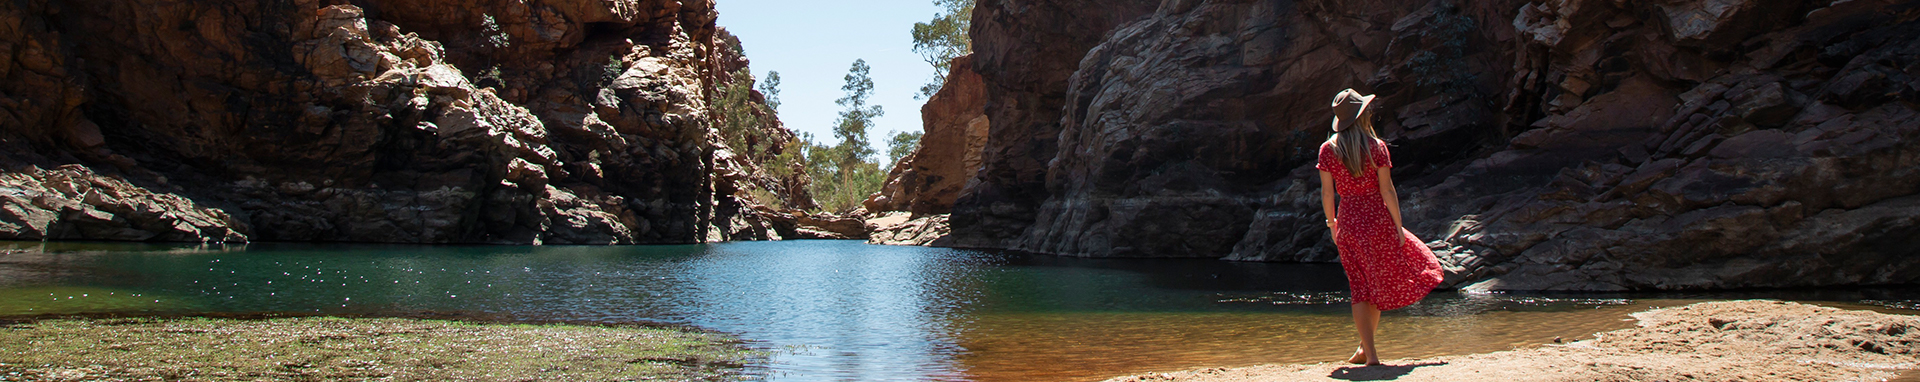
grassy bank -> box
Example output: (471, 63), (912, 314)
(0, 316), (762, 381)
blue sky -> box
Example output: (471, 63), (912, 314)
(714, 0), (944, 157)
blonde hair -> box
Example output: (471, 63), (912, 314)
(1328, 112), (1379, 178)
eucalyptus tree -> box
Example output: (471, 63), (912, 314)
(911, 0), (972, 99)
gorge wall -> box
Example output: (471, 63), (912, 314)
(864, 54), (989, 246)
(0, 0), (821, 244)
(947, 0), (1920, 290)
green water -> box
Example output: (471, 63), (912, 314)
(0, 240), (1913, 381)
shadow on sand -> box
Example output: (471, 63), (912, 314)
(1328, 361), (1447, 381)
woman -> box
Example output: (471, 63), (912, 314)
(1316, 88), (1444, 366)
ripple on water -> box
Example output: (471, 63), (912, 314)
(1218, 291), (1632, 316)
(1861, 299), (1920, 311)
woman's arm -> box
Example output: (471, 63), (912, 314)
(1376, 167), (1402, 230)
(1320, 171), (1338, 235)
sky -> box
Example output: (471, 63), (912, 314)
(713, 0), (943, 157)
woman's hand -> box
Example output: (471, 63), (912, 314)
(1320, 171), (1339, 238)
(1377, 167), (1404, 232)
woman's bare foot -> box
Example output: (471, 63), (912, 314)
(1346, 347), (1368, 364)
(1347, 347), (1381, 365)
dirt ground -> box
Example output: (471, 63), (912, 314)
(1106, 300), (1918, 382)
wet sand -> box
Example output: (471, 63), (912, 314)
(1105, 300), (1918, 382)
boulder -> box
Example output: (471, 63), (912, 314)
(865, 212), (953, 246)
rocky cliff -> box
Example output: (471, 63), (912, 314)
(946, 0), (1164, 248)
(868, 54), (989, 218)
(865, 54), (989, 245)
(949, 0), (1920, 290)
(0, 0), (815, 244)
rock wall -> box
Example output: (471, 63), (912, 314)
(949, 0), (1920, 290)
(0, 0), (810, 244)
(864, 54), (990, 246)
(946, 0), (1163, 248)
(866, 54), (989, 217)
(1419, 0), (1920, 291)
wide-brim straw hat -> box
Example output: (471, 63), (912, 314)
(1330, 88), (1375, 132)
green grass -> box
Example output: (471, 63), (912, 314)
(0, 316), (762, 381)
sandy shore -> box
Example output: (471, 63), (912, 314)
(1106, 300), (1917, 382)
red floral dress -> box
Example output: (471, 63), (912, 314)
(1316, 139), (1443, 311)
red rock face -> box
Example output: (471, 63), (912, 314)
(864, 54), (989, 246)
(868, 54), (989, 217)
(951, 0), (1920, 290)
(0, 0), (805, 244)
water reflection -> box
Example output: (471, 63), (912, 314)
(0, 240), (1914, 381)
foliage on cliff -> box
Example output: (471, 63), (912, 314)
(713, 62), (809, 211)
(912, 0), (974, 99)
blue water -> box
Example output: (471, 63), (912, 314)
(1, 240), (1913, 381)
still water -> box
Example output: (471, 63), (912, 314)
(1, 240), (1913, 381)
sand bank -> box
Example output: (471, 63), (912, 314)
(1107, 300), (1917, 382)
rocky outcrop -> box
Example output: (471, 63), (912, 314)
(864, 211), (951, 246)
(866, 54), (990, 216)
(0, 0), (810, 243)
(864, 54), (990, 245)
(0, 165), (247, 242)
(944, 0), (1163, 248)
(1416, 0), (1920, 291)
(752, 205), (868, 240)
(949, 0), (1920, 290)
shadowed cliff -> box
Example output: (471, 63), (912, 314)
(942, 0), (1920, 291)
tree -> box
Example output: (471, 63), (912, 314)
(481, 14), (510, 49)
(832, 59), (882, 170)
(800, 59), (889, 213)
(758, 71), (782, 111)
(911, 0), (973, 99)
(715, 70), (768, 159)
(887, 130), (923, 165)
(477, 14), (512, 89)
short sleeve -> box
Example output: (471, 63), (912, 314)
(1316, 141), (1339, 173)
(1371, 140), (1393, 169)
